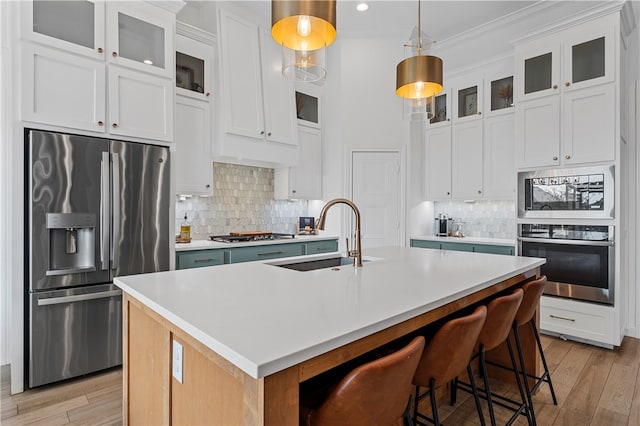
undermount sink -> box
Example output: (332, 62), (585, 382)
(270, 256), (371, 272)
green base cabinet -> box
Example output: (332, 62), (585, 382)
(176, 239), (339, 269)
(410, 239), (514, 256)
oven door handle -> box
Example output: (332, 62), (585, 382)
(517, 237), (614, 247)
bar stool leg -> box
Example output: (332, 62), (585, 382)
(512, 325), (537, 425)
(478, 346), (497, 426)
(530, 318), (558, 405)
(505, 334), (534, 426)
(429, 378), (440, 426)
(467, 364), (487, 426)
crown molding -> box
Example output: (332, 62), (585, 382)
(145, 0), (187, 15)
(177, 21), (216, 44)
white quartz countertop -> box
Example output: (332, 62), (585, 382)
(115, 246), (544, 379)
(411, 235), (517, 246)
(175, 234), (339, 251)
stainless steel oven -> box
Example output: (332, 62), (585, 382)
(518, 224), (614, 305)
(518, 165), (614, 219)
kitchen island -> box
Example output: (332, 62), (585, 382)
(115, 246), (544, 425)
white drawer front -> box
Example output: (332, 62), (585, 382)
(540, 296), (614, 345)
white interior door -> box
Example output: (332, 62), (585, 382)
(351, 151), (402, 249)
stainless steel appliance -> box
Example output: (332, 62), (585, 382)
(26, 129), (170, 387)
(517, 165), (614, 219)
(518, 224), (614, 305)
(209, 232), (295, 243)
(433, 213), (452, 237)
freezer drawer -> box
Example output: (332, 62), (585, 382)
(29, 284), (122, 388)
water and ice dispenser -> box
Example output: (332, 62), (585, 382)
(45, 213), (96, 276)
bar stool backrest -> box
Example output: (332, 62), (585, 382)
(477, 289), (524, 352)
(308, 335), (425, 426)
(413, 305), (487, 387)
(515, 276), (548, 327)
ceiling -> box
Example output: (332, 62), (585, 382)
(335, 1), (538, 40)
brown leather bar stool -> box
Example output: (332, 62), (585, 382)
(302, 335), (425, 426)
(452, 288), (533, 426)
(511, 276), (558, 408)
(412, 306), (488, 426)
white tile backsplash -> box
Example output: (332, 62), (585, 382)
(433, 200), (515, 239)
(176, 163), (307, 239)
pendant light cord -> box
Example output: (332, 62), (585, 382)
(417, 0), (422, 56)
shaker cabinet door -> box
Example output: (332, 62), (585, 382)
(22, 43), (106, 133)
(108, 66), (173, 142)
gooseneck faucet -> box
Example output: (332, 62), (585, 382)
(316, 198), (363, 267)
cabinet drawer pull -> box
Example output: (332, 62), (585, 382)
(549, 314), (576, 322)
(258, 251), (285, 256)
(194, 258), (216, 263)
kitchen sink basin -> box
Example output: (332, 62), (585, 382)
(271, 256), (370, 271)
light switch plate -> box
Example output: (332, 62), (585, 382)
(172, 339), (183, 384)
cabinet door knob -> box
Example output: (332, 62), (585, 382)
(205, 92), (211, 97)
(112, 51), (118, 57)
(553, 156), (558, 161)
(447, 191), (451, 196)
(292, 190), (296, 193)
(553, 84), (558, 89)
(267, 132), (272, 137)
(206, 184), (210, 188)
(478, 111), (482, 115)
(97, 121), (104, 126)
(97, 47), (103, 53)
(565, 82), (571, 87)
(260, 130), (265, 135)
(447, 118), (450, 121)
(565, 155), (571, 160)
(478, 190), (482, 194)
(112, 123), (118, 128)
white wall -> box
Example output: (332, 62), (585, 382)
(0, 0), (10, 367)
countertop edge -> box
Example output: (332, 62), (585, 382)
(175, 235), (340, 252)
(411, 235), (517, 246)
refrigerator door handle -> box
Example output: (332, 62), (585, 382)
(37, 289), (122, 306)
(100, 152), (110, 270)
(111, 153), (121, 270)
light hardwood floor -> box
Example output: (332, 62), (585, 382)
(1, 335), (639, 425)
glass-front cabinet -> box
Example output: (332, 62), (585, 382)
(452, 78), (483, 123)
(515, 18), (614, 102)
(425, 89), (451, 128)
(22, 0), (106, 59)
(488, 76), (514, 112)
(175, 30), (214, 101)
(106, 2), (173, 78)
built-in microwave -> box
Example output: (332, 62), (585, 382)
(517, 165), (614, 219)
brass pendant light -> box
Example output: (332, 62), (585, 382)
(396, 0), (443, 99)
(271, 1), (336, 51)
(272, 1), (336, 82)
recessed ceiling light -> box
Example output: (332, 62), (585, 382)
(356, 3), (369, 12)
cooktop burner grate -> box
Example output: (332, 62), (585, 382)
(209, 232), (295, 243)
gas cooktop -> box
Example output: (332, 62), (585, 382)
(209, 232), (295, 243)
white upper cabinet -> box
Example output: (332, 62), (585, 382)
(515, 14), (615, 103)
(19, 0), (175, 142)
(21, 43), (106, 133)
(452, 77), (484, 123)
(425, 89), (451, 129)
(21, 0), (106, 60)
(452, 121), (484, 199)
(514, 13), (618, 169)
(483, 114), (515, 199)
(274, 126), (322, 200)
(174, 24), (216, 196)
(106, 2), (174, 78)
(424, 126), (452, 200)
(216, 6), (298, 166)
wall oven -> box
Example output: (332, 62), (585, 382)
(518, 224), (614, 305)
(518, 165), (614, 219)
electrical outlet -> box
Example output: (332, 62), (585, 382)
(172, 339), (183, 384)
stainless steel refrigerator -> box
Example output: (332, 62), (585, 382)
(26, 129), (170, 388)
